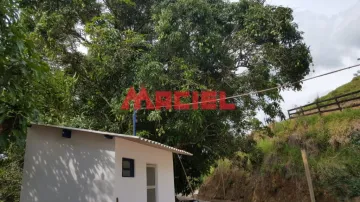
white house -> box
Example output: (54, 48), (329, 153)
(20, 124), (192, 202)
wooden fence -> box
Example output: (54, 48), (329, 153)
(288, 89), (360, 119)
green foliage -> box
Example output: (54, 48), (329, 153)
(313, 146), (360, 199)
(320, 77), (360, 101)
(303, 76), (360, 111)
(0, 143), (25, 202)
(262, 109), (360, 199)
(1, 0), (48, 141)
(1, 0), (312, 197)
(257, 138), (275, 154)
(206, 109), (360, 200)
(0, 1), (78, 201)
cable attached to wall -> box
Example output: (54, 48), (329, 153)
(177, 154), (195, 199)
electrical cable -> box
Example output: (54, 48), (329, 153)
(168, 63), (360, 108)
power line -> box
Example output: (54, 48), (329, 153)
(167, 63), (360, 108)
(301, 64), (360, 82)
(129, 64), (360, 109)
(177, 154), (195, 198)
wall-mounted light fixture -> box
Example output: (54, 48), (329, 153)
(62, 129), (72, 138)
(104, 135), (113, 139)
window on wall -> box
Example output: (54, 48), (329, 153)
(122, 158), (134, 177)
(147, 165), (156, 202)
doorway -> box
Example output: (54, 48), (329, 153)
(146, 164), (157, 202)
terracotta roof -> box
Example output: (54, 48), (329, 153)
(31, 123), (193, 156)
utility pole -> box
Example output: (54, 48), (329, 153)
(301, 149), (316, 202)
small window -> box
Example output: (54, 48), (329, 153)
(122, 158), (135, 177)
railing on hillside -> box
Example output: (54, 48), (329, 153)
(288, 89), (360, 119)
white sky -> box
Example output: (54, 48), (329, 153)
(256, 0), (360, 121)
(267, 0), (358, 17)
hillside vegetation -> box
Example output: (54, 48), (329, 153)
(301, 77), (360, 113)
(318, 76), (360, 101)
(199, 78), (360, 201)
(200, 109), (360, 201)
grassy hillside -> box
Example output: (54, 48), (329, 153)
(298, 77), (360, 114)
(199, 109), (360, 201)
(317, 76), (360, 101)
(199, 78), (360, 201)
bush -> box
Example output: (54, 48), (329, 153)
(0, 143), (25, 202)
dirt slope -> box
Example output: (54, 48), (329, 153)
(198, 109), (360, 202)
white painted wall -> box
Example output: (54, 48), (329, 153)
(20, 125), (116, 202)
(114, 138), (175, 202)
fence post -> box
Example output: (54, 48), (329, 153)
(300, 107), (305, 116)
(315, 102), (321, 115)
(335, 98), (342, 111)
(301, 149), (316, 202)
(288, 110), (291, 119)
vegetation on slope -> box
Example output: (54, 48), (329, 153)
(200, 109), (360, 201)
(301, 76), (360, 113)
(317, 76), (360, 101)
(270, 109), (360, 199)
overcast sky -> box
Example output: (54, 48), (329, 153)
(255, 0), (360, 121)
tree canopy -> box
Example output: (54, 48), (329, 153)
(0, 0), (312, 199)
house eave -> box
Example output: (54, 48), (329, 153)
(30, 123), (193, 156)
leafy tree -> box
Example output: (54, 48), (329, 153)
(0, 0), (43, 200)
(0, 0), (48, 144)
(117, 0), (311, 192)
(1, 0), (312, 197)
(0, 1), (77, 200)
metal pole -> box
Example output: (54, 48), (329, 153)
(133, 110), (137, 136)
